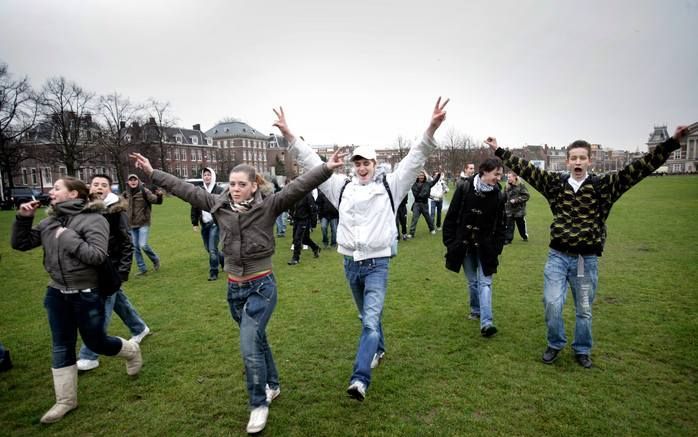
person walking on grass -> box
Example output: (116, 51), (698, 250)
(316, 190), (339, 248)
(0, 340), (12, 372)
(191, 167), (225, 281)
(273, 97), (449, 401)
(288, 190), (321, 265)
(130, 148), (345, 434)
(123, 174), (162, 275)
(11, 177), (143, 424)
(443, 159), (506, 337)
(485, 125), (689, 368)
(76, 174), (151, 372)
(407, 170), (441, 238)
(503, 172), (530, 244)
(429, 170), (449, 230)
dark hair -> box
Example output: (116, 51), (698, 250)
(202, 168), (212, 175)
(566, 140), (591, 158)
(60, 176), (89, 200)
(230, 164), (267, 187)
(90, 173), (113, 185)
(478, 158), (503, 175)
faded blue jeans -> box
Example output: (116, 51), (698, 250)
(78, 289), (147, 361)
(344, 256), (389, 388)
(44, 287), (122, 368)
(130, 225), (160, 273)
(463, 251), (494, 329)
(275, 212), (287, 236)
(200, 221), (223, 275)
(227, 274), (279, 408)
(320, 217), (338, 247)
(543, 249), (598, 355)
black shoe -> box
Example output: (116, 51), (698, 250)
(313, 247), (321, 258)
(542, 347), (561, 364)
(481, 325), (498, 337)
(288, 259), (299, 265)
(575, 354), (592, 369)
(0, 350), (12, 372)
(208, 274), (218, 281)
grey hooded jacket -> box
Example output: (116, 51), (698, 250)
(12, 199), (109, 290)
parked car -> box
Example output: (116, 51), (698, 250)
(184, 178), (204, 188)
(2, 186), (49, 209)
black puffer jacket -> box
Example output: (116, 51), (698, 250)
(12, 199), (109, 290)
(411, 171), (441, 203)
(442, 177), (506, 276)
(102, 194), (134, 281)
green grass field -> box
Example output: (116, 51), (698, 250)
(1, 176), (696, 436)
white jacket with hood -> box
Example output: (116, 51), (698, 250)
(290, 134), (437, 261)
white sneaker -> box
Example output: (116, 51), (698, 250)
(347, 380), (366, 401)
(76, 359), (99, 371)
(246, 405), (269, 434)
(265, 384), (280, 404)
(430, 230), (437, 235)
(130, 326), (151, 344)
(370, 352), (385, 369)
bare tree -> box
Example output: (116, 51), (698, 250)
(0, 62), (39, 188)
(97, 92), (143, 189)
(38, 77), (97, 176)
(145, 99), (177, 172)
(388, 135), (411, 169)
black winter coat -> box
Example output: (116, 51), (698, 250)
(191, 184), (225, 226)
(442, 177), (506, 276)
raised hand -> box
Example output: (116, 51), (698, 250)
(673, 125), (689, 141)
(484, 136), (499, 151)
(326, 147), (349, 171)
(18, 200), (41, 217)
(129, 153), (154, 176)
(272, 107), (296, 143)
(427, 97), (450, 138)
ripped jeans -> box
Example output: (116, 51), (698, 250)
(227, 273), (279, 409)
(543, 249), (598, 355)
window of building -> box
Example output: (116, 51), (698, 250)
(59, 167), (67, 178)
(192, 165), (197, 176)
(672, 163), (683, 173)
(30, 168), (38, 185)
(198, 149), (202, 161)
(21, 168), (28, 185)
(191, 136), (198, 145)
(175, 148), (180, 160)
(176, 135), (182, 144)
(183, 167), (188, 178)
(42, 167), (53, 186)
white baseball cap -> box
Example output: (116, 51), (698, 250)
(351, 145), (376, 161)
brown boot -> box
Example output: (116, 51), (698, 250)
(40, 365), (78, 424)
(116, 338), (143, 376)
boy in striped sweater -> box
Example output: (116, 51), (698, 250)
(485, 126), (688, 368)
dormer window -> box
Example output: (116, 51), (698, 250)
(191, 136), (199, 145)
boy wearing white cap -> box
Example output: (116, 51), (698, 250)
(272, 98), (449, 400)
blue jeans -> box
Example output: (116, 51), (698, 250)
(78, 289), (147, 360)
(429, 198), (444, 228)
(201, 221), (223, 275)
(275, 212), (287, 236)
(44, 287), (122, 368)
(320, 217), (338, 246)
(130, 225), (160, 273)
(227, 274), (279, 408)
(543, 249), (598, 354)
(463, 251), (494, 329)
(343, 256), (389, 388)
(409, 202), (435, 235)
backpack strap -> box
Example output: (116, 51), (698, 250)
(337, 176), (395, 213)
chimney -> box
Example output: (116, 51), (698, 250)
(149, 117), (156, 125)
(120, 121), (126, 129)
(193, 123), (201, 131)
(131, 121), (140, 128)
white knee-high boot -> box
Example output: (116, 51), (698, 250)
(116, 338), (142, 376)
(40, 364), (78, 424)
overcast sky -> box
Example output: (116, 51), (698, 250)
(1, 0), (696, 150)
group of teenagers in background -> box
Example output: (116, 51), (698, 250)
(6, 95), (688, 434)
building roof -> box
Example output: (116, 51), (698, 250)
(205, 120), (269, 140)
(647, 125), (669, 145)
